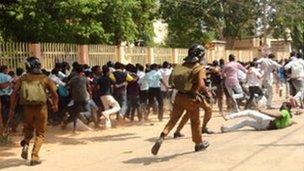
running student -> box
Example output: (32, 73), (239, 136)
(221, 102), (293, 133)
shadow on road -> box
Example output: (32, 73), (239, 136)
(123, 151), (193, 166)
(228, 124), (304, 171)
(45, 132), (140, 145)
(259, 143), (304, 147)
(83, 133), (141, 142)
(145, 136), (189, 143)
(0, 158), (27, 170)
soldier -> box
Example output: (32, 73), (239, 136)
(151, 44), (211, 155)
(9, 57), (58, 166)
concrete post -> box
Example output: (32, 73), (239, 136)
(78, 45), (89, 64)
(29, 43), (41, 59)
(172, 48), (178, 64)
(117, 45), (125, 63)
(147, 47), (154, 64)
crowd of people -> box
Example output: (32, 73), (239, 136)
(0, 44), (303, 165)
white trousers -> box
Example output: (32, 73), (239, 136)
(262, 80), (273, 108)
(291, 78), (304, 106)
(100, 95), (121, 120)
(223, 110), (275, 132)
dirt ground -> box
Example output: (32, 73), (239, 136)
(0, 99), (304, 171)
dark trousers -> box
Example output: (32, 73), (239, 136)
(139, 90), (149, 104)
(147, 87), (163, 121)
(245, 86), (263, 109)
(126, 95), (142, 121)
(113, 91), (126, 118)
(1, 95), (10, 126)
(213, 84), (224, 112)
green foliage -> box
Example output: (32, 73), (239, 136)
(160, 0), (303, 49)
(159, 0), (213, 47)
(160, 0), (260, 48)
(270, 0), (304, 50)
(132, 0), (157, 46)
(0, 0), (157, 45)
(1, 0), (303, 49)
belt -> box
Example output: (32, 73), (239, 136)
(177, 91), (196, 98)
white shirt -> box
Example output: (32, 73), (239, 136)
(50, 74), (66, 86)
(238, 69), (247, 83)
(146, 70), (163, 88)
(137, 71), (149, 91)
(58, 71), (67, 80)
(256, 57), (281, 81)
(247, 67), (262, 87)
(160, 68), (172, 91)
(285, 57), (304, 79)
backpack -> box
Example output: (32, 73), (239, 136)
(19, 76), (47, 105)
(169, 63), (202, 93)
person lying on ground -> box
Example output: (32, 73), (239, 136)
(221, 102), (295, 133)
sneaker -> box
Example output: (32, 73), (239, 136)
(151, 138), (163, 155)
(173, 132), (184, 139)
(202, 127), (214, 134)
(30, 160), (41, 166)
(105, 120), (112, 129)
(21, 144), (29, 160)
(194, 140), (209, 152)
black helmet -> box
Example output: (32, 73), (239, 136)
(183, 44), (205, 63)
(25, 56), (42, 74)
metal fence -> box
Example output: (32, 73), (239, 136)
(154, 47), (173, 64)
(0, 42), (31, 69)
(177, 48), (188, 63)
(0, 42), (290, 71)
(41, 43), (78, 70)
(88, 44), (117, 67)
(125, 46), (148, 65)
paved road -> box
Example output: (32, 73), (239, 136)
(1, 109), (304, 171)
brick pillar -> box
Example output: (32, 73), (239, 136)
(147, 47), (154, 64)
(78, 45), (89, 64)
(172, 48), (178, 64)
(29, 43), (41, 59)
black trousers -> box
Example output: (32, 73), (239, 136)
(139, 90), (149, 104)
(147, 87), (164, 121)
(1, 95), (10, 126)
(126, 95), (142, 121)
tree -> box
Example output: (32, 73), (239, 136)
(159, 0), (260, 48)
(132, 0), (157, 46)
(1, 0), (109, 44)
(0, 0), (158, 45)
(269, 0), (304, 50)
